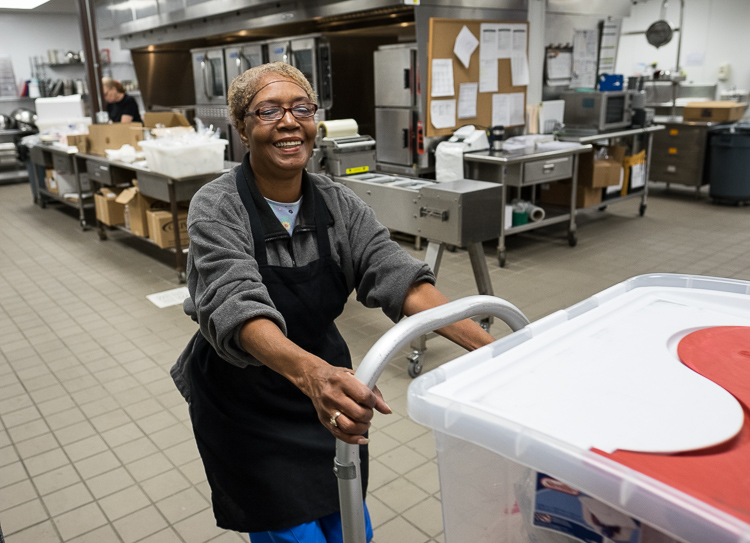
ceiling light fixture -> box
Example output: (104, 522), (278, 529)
(0, 0), (52, 8)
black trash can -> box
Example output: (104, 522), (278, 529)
(707, 122), (750, 204)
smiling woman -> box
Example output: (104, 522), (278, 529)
(172, 61), (495, 543)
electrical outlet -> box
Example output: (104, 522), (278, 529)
(718, 63), (731, 81)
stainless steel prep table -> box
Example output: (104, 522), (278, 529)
(463, 144), (592, 267)
(77, 152), (230, 283)
(29, 143), (230, 282)
(557, 125), (665, 217)
(29, 144), (93, 229)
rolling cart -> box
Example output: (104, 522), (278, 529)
(339, 275), (750, 543)
(336, 295), (531, 543)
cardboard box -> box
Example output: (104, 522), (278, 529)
(87, 123), (144, 156)
(115, 185), (159, 237)
(539, 180), (603, 209)
(52, 170), (91, 195)
(620, 150), (647, 196)
(94, 187), (125, 226)
(147, 209), (190, 249)
(578, 145), (626, 188)
(44, 168), (58, 193)
(682, 101), (747, 122)
(63, 134), (88, 153)
(143, 112), (191, 128)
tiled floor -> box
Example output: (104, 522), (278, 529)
(0, 180), (748, 542)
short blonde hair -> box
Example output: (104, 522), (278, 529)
(227, 62), (317, 130)
(102, 77), (124, 93)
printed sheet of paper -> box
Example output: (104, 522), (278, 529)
(480, 25), (497, 61)
(496, 26), (513, 59)
(431, 58), (455, 97)
(571, 28), (599, 88)
(431, 99), (456, 129)
(458, 83), (478, 119)
(598, 20), (621, 75)
(546, 50), (572, 86)
(509, 92), (526, 126)
(491, 94), (510, 127)
(453, 26), (479, 69)
(492, 92), (525, 127)
(511, 54), (529, 86)
(479, 58), (498, 93)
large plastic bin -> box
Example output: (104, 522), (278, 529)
(139, 138), (227, 178)
(408, 274), (750, 543)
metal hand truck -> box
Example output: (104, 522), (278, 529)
(335, 295), (531, 543)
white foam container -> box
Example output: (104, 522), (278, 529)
(35, 94), (85, 120)
(408, 274), (750, 543)
(139, 138), (227, 178)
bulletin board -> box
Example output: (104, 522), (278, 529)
(426, 18), (529, 138)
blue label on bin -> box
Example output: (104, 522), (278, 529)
(533, 473), (641, 543)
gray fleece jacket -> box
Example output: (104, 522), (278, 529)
(171, 163), (435, 400)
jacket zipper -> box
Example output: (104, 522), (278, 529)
(266, 225), (316, 268)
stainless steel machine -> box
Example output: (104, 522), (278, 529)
(373, 43), (427, 175)
(310, 120), (377, 177)
(333, 170), (503, 376)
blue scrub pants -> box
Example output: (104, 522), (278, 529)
(249, 502), (373, 543)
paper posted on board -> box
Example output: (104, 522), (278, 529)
(479, 59), (498, 93)
(458, 83), (478, 119)
(492, 92), (525, 127)
(431, 99), (456, 129)
(431, 58), (455, 97)
(454, 26), (479, 69)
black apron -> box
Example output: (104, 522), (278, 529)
(188, 163), (368, 532)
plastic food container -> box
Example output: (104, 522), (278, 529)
(408, 274), (750, 543)
(139, 138), (227, 178)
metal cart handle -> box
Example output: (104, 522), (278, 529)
(336, 295), (530, 543)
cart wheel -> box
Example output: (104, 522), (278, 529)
(568, 231), (578, 247)
(639, 203), (647, 216)
(498, 251), (507, 268)
(97, 229), (107, 241)
(598, 205), (608, 212)
(40, 199), (46, 209)
(178, 271), (187, 284)
(446, 245), (457, 253)
(407, 351), (424, 378)
(80, 219), (87, 230)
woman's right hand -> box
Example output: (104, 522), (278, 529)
(300, 363), (391, 445)
(239, 317), (391, 445)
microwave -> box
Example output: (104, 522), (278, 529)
(561, 91), (633, 131)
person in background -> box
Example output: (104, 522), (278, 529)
(102, 77), (142, 123)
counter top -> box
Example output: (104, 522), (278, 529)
(463, 142), (592, 165)
(557, 125), (664, 143)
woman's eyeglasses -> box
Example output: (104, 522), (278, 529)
(247, 103), (318, 122)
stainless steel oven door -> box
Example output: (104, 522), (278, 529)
(267, 40), (290, 64)
(224, 44), (265, 85)
(192, 48), (227, 106)
(374, 46), (417, 107)
(375, 108), (414, 167)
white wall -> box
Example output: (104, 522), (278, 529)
(616, 0), (750, 95)
(0, 12), (82, 91)
(0, 11), (136, 95)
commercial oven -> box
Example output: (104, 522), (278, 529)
(373, 43), (428, 175)
(267, 34), (333, 111)
(191, 45), (228, 106)
(224, 43), (264, 84)
(224, 43), (265, 162)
